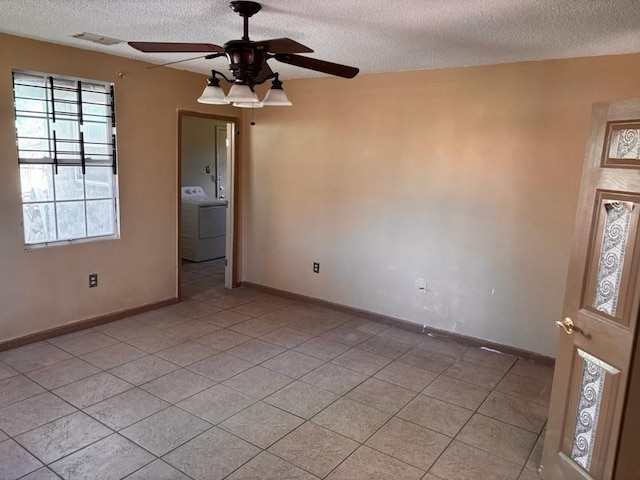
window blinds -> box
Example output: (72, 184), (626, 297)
(12, 71), (117, 174)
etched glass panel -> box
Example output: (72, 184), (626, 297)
(608, 128), (640, 159)
(570, 358), (606, 470)
(570, 351), (620, 473)
(592, 202), (632, 316)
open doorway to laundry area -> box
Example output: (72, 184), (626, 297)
(177, 111), (239, 299)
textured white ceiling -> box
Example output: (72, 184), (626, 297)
(1, 0), (640, 80)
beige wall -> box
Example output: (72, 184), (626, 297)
(243, 54), (640, 357)
(0, 34), (236, 343)
(4, 33), (640, 358)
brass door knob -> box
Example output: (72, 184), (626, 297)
(556, 317), (575, 335)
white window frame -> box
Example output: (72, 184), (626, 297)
(12, 70), (120, 248)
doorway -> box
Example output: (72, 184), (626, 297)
(177, 111), (239, 298)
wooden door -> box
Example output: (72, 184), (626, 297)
(541, 98), (640, 479)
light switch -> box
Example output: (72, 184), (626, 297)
(205, 165), (211, 174)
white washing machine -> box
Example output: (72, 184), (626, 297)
(181, 186), (227, 262)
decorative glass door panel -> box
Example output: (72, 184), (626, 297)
(603, 122), (640, 167)
(583, 194), (640, 327)
(570, 354), (606, 470)
(561, 350), (621, 479)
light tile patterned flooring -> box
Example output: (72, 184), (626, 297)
(0, 259), (551, 480)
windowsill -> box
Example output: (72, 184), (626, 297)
(24, 234), (120, 250)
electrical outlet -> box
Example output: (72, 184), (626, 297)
(89, 273), (98, 288)
(313, 262), (320, 274)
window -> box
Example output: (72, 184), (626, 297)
(12, 70), (119, 246)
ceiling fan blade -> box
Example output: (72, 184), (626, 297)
(253, 38), (313, 54)
(256, 61), (274, 84)
(274, 54), (359, 79)
(128, 42), (225, 53)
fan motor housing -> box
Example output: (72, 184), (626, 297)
(224, 40), (266, 85)
(230, 1), (262, 17)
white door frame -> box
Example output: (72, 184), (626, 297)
(177, 110), (241, 297)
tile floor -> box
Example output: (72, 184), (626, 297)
(0, 259), (552, 480)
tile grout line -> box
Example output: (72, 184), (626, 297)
(49, 300), (225, 475)
(412, 353), (513, 477)
(244, 340), (397, 477)
(425, 357), (541, 478)
(319, 359), (449, 478)
(276, 339), (447, 477)
(2, 293), (276, 476)
(31, 307), (225, 476)
(2, 273), (551, 480)
(179, 265), (342, 479)
(9, 355), (152, 469)
(343, 354), (480, 476)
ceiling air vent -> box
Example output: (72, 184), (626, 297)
(71, 32), (123, 46)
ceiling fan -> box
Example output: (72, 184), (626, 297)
(128, 1), (360, 107)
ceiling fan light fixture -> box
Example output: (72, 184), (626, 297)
(261, 88), (292, 106)
(261, 78), (292, 106)
(225, 83), (259, 103)
(233, 101), (264, 108)
(197, 76), (228, 104)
